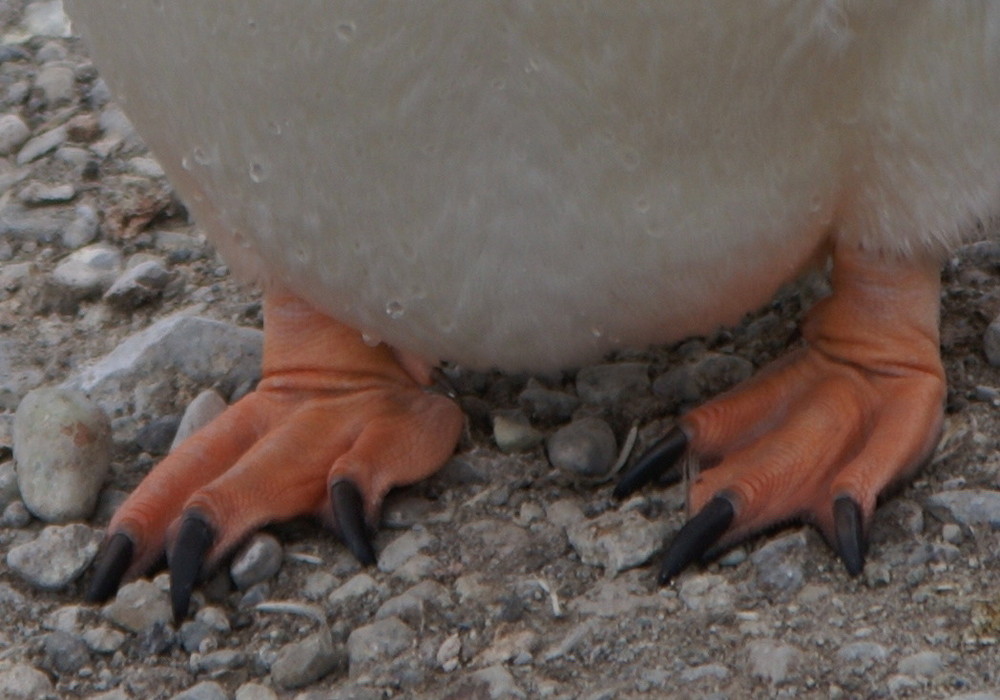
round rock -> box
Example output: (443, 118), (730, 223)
(13, 387), (111, 522)
(230, 533), (283, 589)
(0, 114), (30, 156)
(546, 416), (617, 480)
(6, 523), (101, 590)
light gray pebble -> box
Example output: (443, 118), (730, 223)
(16, 124), (67, 165)
(13, 387), (111, 522)
(64, 314), (262, 422)
(375, 593), (423, 626)
(271, 627), (343, 689)
(190, 649), (247, 674)
(178, 620), (216, 654)
(328, 573), (381, 608)
(82, 625), (127, 654)
(347, 616), (415, 675)
(134, 415), (180, 455)
(18, 182), (75, 204)
(0, 201), (70, 242)
(195, 606), (231, 633)
(576, 362), (650, 405)
(169, 681), (227, 700)
(0, 663), (55, 699)
(836, 641), (889, 672)
(35, 63), (76, 105)
(128, 156), (165, 178)
(35, 40), (66, 62)
(546, 417), (617, 480)
(171, 389), (227, 451)
(392, 553), (438, 583)
(942, 523), (963, 544)
(42, 629), (91, 674)
(518, 379), (580, 423)
(231, 533), (283, 589)
(50, 244), (122, 299)
(88, 691), (132, 700)
(43, 603), (87, 633)
(491, 412), (544, 453)
(99, 105), (138, 142)
(678, 574), (735, 615)
(0, 114), (30, 155)
(1, 500), (32, 527)
(469, 665), (526, 699)
(6, 523), (100, 590)
(887, 674), (922, 694)
(926, 489), (1000, 528)
(567, 509), (670, 574)
(545, 498), (585, 530)
(378, 529), (436, 573)
(985, 313), (1000, 367)
(102, 580), (172, 633)
(0, 582), (27, 608)
(62, 204), (100, 248)
(898, 650), (944, 677)
(680, 662), (730, 683)
(23, 0), (72, 37)
(235, 683), (277, 700)
(103, 259), (172, 309)
(716, 546), (747, 567)
(653, 353), (753, 406)
(301, 571), (337, 600)
(747, 640), (801, 684)
(750, 530), (807, 595)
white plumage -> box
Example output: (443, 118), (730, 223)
(66, 1), (1000, 369)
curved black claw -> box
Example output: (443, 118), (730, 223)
(169, 515), (215, 623)
(833, 495), (866, 577)
(331, 480), (376, 566)
(658, 495), (735, 585)
(614, 427), (688, 499)
(85, 532), (134, 603)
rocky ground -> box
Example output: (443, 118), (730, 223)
(1, 2), (1000, 699)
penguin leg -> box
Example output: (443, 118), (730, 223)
(617, 242), (945, 581)
(87, 288), (463, 618)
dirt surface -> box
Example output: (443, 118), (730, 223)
(1, 3), (1000, 699)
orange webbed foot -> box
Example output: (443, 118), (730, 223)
(617, 242), (946, 582)
(86, 290), (463, 618)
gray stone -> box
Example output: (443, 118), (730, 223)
(271, 627), (343, 689)
(546, 417), (617, 480)
(576, 363), (650, 405)
(491, 413), (544, 453)
(235, 683), (278, 700)
(103, 259), (172, 309)
(0, 663), (54, 699)
(678, 574), (735, 615)
(469, 665), (526, 699)
(0, 114), (30, 156)
(128, 156), (166, 178)
(13, 387), (111, 522)
(134, 415), (180, 455)
(377, 529), (435, 573)
(6, 523), (101, 590)
(567, 509), (670, 574)
(18, 182), (75, 204)
(327, 573), (380, 608)
(50, 244), (123, 299)
(65, 314), (263, 420)
(231, 533), (283, 589)
(518, 379), (580, 423)
(82, 625), (127, 654)
(653, 353), (753, 405)
(61, 204), (100, 248)
(680, 663), (730, 683)
(346, 616), (415, 674)
(35, 63), (76, 106)
(171, 390), (228, 451)
(16, 124), (67, 164)
(747, 640), (801, 684)
(836, 641), (889, 672)
(898, 650), (944, 677)
(0, 201), (71, 242)
(1, 501), (31, 527)
(750, 530), (807, 595)
(926, 489), (1000, 528)
(178, 620), (215, 654)
(169, 681), (227, 700)
(42, 630), (90, 673)
(23, 0), (72, 37)
(103, 580), (172, 633)
(189, 649), (247, 674)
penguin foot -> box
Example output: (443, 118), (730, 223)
(617, 242), (946, 581)
(86, 289), (463, 618)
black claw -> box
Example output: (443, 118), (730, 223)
(614, 427), (688, 499)
(85, 532), (134, 603)
(331, 480), (376, 566)
(658, 495), (735, 585)
(833, 495), (865, 577)
(169, 515), (215, 623)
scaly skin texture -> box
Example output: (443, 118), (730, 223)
(680, 242), (945, 553)
(103, 289), (464, 581)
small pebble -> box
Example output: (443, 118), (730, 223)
(377, 529), (435, 573)
(0, 663), (55, 699)
(836, 641), (889, 672)
(235, 683), (278, 700)
(13, 387), (111, 522)
(926, 489), (1000, 528)
(42, 629), (91, 674)
(102, 580), (172, 633)
(469, 665), (526, 699)
(128, 156), (166, 178)
(678, 574), (736, 615)
(271, 627), (343, 689)
(546, 416), (617, 480)
(50, 244), (123, 299)
(328, 573), (380, 608)
(61, 204), (100, 248)
(231, 533), (284, 589)
(82, 625), (127, 654)
(346, 616), (415, 675)
(134, 414), (181, 455)
(567, 509), (670, 574)
(170, 681), (227, 700)
(35, 63), (76, 105)
(898, 650), (944, 677)
(6, 523), (101, 590)
(750, 530), (807, 596)
(492, 412), (544, 453)
(0, 114), (31, 156)
(16, 124), (68, 165)
(518, 379), (580, 423)
(576, 363), (650, 405)
(747, 640), (801, 684)
(103, 259), (173, 309)
(171, 390), (228, 450)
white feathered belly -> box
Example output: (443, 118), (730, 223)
(67, 2), (1000, 370)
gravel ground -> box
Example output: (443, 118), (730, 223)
(2, 3), (1000, 699)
